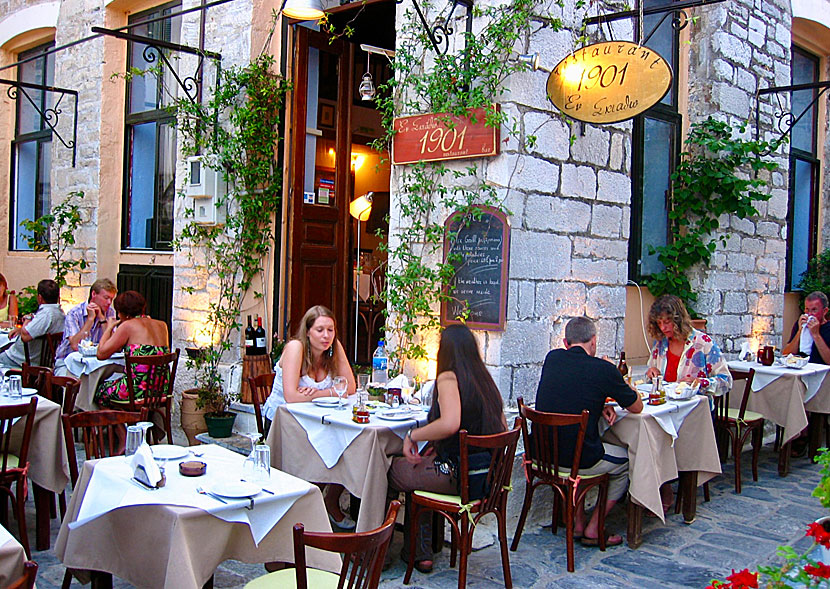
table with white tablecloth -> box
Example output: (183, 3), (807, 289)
(64, 351), (125, 411)
(0, 523), (26, 586)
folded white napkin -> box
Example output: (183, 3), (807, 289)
(739, 342), (753, 362)
(386, 374), (409, 389)
(131, 445), (162, 487)
(801, 327), (814, 356)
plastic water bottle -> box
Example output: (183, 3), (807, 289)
(372, 339), (388, 384)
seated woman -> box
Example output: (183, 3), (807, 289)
(94, 291), (170, 406)
(261, 305), (356, 528)
(0, 273), (19, 326)
(645, 294), (732, 512)
(388, 323), (507, 573)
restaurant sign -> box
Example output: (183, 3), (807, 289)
(547, 41), (672, 124)
(392, 107), (500, 165)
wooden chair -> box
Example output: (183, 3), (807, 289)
(44, 373), (81, 414)
(0, 398), (37, 558)
(244, 500), (401, 589)
(403, 421), (521, 589)
(4, 364), (51, 396)
(110, 349), (179, 444)
(8, 560), (38, 589)
(714, 368), (764, 493)
(23, 331), (63, 368)
(246, 373), (275, 437)
(510, 400), (610, 572)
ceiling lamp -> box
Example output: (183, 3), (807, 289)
(358, 51), (375, 101)
(281, 0), (324, 20)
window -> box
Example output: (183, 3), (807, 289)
(787, 46), (820, 291)
(10, 43), (55, 250)
(629, 0), (681, 280)
(123, 2), (181, 250)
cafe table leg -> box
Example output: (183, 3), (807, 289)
(90, 571), (113, 589)
(33, 483), (53, 551)
(808, 412), (824, 460)
(626, 498), (643, 549)
(778, 441), (791, 477)
(678, 471), (698, 524)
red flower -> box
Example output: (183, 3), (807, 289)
(726, 569), (758, 588)
(703, 334), (712, 342)
(807, 522), (830, 547)
(805, 562), (830, 578)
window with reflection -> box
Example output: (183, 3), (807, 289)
(10, 43), (55, 250)
(787, 46), (820, 291)
(629, 0), (680, 280)
(123, 1), (181, 250)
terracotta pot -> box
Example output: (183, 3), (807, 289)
(180, 390), (208, 446)
(691, 318), (708, 332)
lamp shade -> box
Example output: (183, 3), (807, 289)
(282, 0), (324, 20)
(349, 192), (373, 222)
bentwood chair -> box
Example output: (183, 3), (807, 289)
(23, 331), (63, 368)
(44, 373), (81, 415)
(111, 349), (180, 444)
(247, 372), (276, 438)
(244, 501), (401, 589)
(511, 399), (610, 572)
(0, 398), (38, 558)
(403, 421), (521, 589)
(714, 368), (764, 494)
(5, 364), (52, 397)
(8, 560), (38, 589)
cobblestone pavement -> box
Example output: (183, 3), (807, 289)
(24, 444), (826, 588)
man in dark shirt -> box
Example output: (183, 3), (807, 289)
(535, 316), (643, 546)
(782, 291), (830, 365)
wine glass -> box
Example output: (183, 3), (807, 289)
(242, 432), (262, 480)
(137, 421), (153, 448)
(333, 376), (347, 410)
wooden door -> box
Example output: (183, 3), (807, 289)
(288, 27), (353, 338)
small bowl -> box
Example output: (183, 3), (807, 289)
(179, 461), (207, 477)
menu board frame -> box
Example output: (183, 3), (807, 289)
(440, 206), (510, 331)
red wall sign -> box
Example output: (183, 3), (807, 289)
(391, 107), (500, 165)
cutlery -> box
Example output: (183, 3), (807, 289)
(260, 487), (274, 495)
(197, 486), (228, 504)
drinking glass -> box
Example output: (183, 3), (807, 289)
(242, 432), (262, 481)
(137, 421), (153, 448)
(125, 425), (143, 457)
(253, 444), (271, 483)
(420, 384), (433, 410)
(333, 376), (347, 410)
(357, 373), (369, 392)
(8, 376), (22, 400)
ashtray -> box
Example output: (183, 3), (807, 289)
(179, 461), (207, 477)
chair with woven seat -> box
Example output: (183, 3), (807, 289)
(23, 331), (63, 368)
(247, 372), (275, 438)
(715, 368), (764, 493)
(244, 500), (400, 589)
(510, 399), (610, 572)
(8, 560), (38, 589)
(0, 398), (37, 558)
(110, 349), (179, 444)
(403, 421), (521, 589)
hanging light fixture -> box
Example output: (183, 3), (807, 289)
(281, 0), (324, 21)
(358, 51), (375, 101)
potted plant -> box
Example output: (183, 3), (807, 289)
(189, 347), (238, 438)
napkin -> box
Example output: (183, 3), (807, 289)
(801, 327), (814, 356)
(739, 342), (753, 362)
(387, 374), (409, 389)
(131, 445), (163, 487)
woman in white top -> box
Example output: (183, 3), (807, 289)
(262, 305), (356, 527)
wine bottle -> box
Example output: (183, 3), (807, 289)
(617, 351), (628, 377)
(255, 316), (267, 355)
(244, 315), (255, 355)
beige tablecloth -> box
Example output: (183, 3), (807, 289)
(267, 404), (409, 533)
(0, 525), (25, 587)
(71, 363), (124, 412)
(604, 398), (721, 522)
(55, 456), (341, 589)
(727, 360), (830, 443)
(10, 395), (70, 493)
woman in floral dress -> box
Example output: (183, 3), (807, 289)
(95, 291), (170, 405)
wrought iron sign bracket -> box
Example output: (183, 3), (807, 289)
(0, 78), (79, 166)
(91, 27), (222, 105)
(584, 0), (726, 44)
(754, 80), (830, 148)
(396, 0), (473, 55)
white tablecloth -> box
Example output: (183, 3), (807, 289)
(0, 524), (25, 587)
(69, 444), (311, 545)
(728, 360), (830, 403)
(605, 396), (703, 444)
(285, 400), (428, 468)
(65, 351), (125, 377)
(0, 333), (14, 354)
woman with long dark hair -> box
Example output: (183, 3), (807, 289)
(388, 323), (506, 572)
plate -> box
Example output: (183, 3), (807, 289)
(376, 409), (419, 421)
(21, 388), (37, 397)
(209, 480), (261, 498)
(312, 397), (340, 406)
(151, 445), (189, 460)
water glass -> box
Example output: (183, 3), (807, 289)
(333, 376), (348, 410)
(8, 376), (22, 400)
(125, 425), (143, 457)
(420, 384), (433, 410)
(357, 373), (369, 391)
(0, 377), (8, 398)
(253, 445), (271, 483)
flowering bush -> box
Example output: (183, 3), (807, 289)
(707, 449), (830, 588)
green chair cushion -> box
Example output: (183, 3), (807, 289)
(413, 490), (482, 508)
(2, 455), (19, 470)
(244, 568), (341, 589)
(726, 408), (764, 422)
(528, 459), (607, 480)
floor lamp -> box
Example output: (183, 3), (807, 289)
(349, 192), (373, 363)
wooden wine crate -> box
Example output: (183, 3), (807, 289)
(240, 353), (273, 404)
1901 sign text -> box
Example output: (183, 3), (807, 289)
(392, 107), (500, 165)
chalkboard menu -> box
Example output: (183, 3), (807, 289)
(441, 207), (510, 331)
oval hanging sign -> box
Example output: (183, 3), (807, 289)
(547, 41), (673, 124)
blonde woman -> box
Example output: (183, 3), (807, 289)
(0, 273), (19, 326)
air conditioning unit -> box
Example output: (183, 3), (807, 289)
(186, 156), (227, 225)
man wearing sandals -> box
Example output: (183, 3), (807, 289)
(535, 316), (643, 546)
